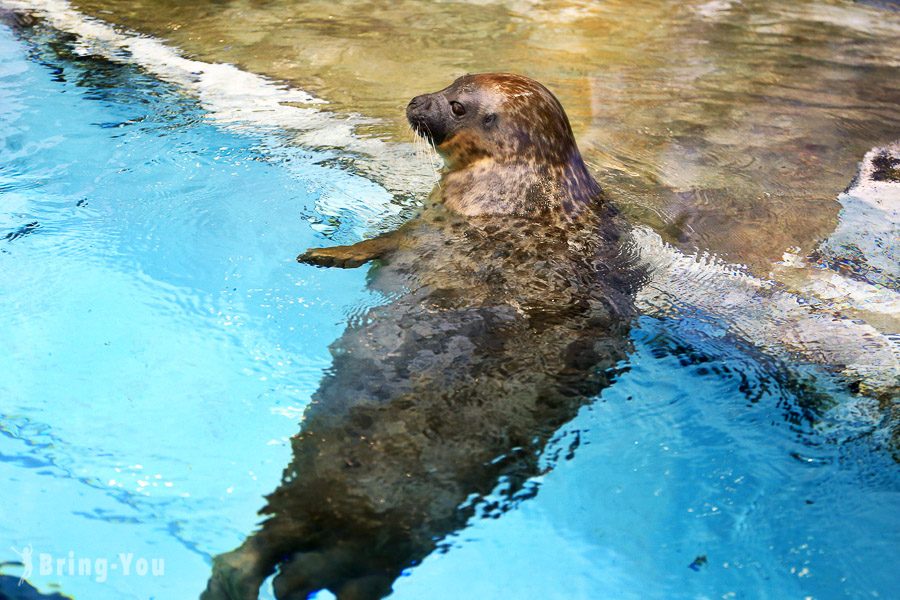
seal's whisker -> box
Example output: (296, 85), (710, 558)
(410, 124), (428, 171)
(425, 136), (442, 189)
(409, 122), (439, 183)
(407, 122), (422, 161)
(411, 133), (426, 174)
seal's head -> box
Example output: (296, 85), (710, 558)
(407, 73), (601, 218)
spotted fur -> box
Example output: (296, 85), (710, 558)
(407, 73), (602, 219)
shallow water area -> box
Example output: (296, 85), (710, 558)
(67, 0), (900, 271)
(0, 16), (379, 598)
(0, 3), (898, 600)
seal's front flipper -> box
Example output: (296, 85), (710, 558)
(297, 244), (376, 268)
(202, 545), (267, 600)
(297, 230), (403, 269)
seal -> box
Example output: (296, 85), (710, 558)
(405, 72), (602, 218)
(297, 73), (605, 268)
(203, 73), (641, 600)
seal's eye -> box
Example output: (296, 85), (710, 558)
(450, 101), (466, 117)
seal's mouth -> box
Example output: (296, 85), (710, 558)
(406, 94), (447, 146)
(408, 117), (436, 144)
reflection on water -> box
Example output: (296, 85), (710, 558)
(70, 0), (900, 270)
(0, 15), (381, 598)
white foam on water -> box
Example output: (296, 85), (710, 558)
(633, 223), (899, 395)
(0, 0), (436, 227)
(770, 143), (900, 326)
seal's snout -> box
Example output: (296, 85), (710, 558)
(406, 94), (432, 131)
(407, 94), (432, 112)
(407, 93), (446, 145)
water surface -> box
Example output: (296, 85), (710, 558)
(0, 4), (898, 600)
(70, 0), (900, 271)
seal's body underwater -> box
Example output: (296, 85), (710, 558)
(204, 74), (642, 600)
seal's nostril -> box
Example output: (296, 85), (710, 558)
(407, 95), (432, 112)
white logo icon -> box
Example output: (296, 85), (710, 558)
(9, 544), (34, 587)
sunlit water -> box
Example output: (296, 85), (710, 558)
(67, 0), (900, 272)
(1, 8), (898, 600)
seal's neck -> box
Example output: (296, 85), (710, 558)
(439, 150), (601, 220)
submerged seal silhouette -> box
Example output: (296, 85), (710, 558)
(203, 73), (641, 599)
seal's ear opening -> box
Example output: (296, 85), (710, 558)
(482, 113), (497, 128)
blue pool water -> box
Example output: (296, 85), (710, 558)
(1, 18), (898, 600)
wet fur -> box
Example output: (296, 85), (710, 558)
(408, 73), (602, 219)
(203, 74), (641, 599)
